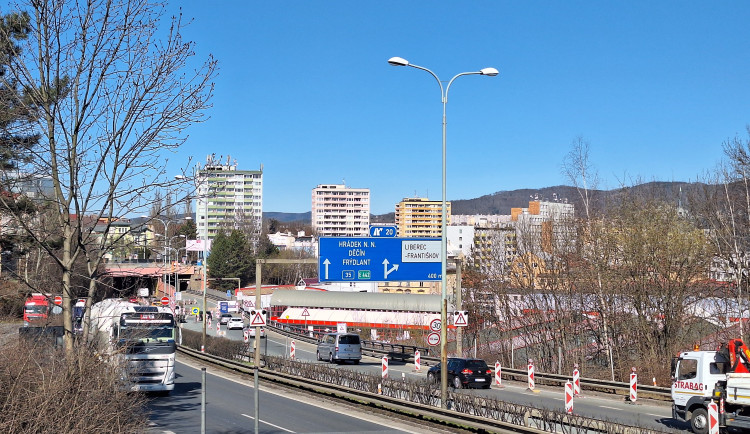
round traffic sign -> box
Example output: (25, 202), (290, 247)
(161, 296), (169, 306)
(429, 318), (441, 332)
(427, 332), (440, 346)
(54, 295), (63, 305)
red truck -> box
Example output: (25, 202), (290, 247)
(23, 293), (61, 326)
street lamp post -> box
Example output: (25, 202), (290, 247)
(145, 217), (174, 299)
(168, 235), (186, 297)
(388, 56), (498, 408)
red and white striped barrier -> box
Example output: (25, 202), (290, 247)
(290, 340), (296, 360)
(207, 317), (211, 327)
(243, 330), (248, 343)
(414, 350), (421, 372)
(216, 322), (220, 334)
(495, 361), (502, 387)
(708, 401), (719, 434)
(565, 380), (574, 414)
(629, 367), (637, 402)
(573, 364), (581, 396)
(382, 356), (389, 379)
(528, 359), (535, 390)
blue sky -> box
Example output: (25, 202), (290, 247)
(166, 1), (750, 215)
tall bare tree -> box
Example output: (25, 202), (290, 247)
(0, 0), (216, 353)
(562, 137), (616, 380)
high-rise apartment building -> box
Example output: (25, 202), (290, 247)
(395, 197), (451, 238)
(311, 184), (370, 237)
(195, 155), (263, 244)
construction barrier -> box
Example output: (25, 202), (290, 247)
(573, 364), (581, 396)
(565, 380), (574, 414)
(290, 340), (296, 360)
(414, 350), (421, 372)
(528, 359), (535, 390)
(708, 400), (719, 434)
(216, 322), (220, 334)
(243, 330), (248, 343)
(629, 367), (637, 402)
(495, 361), (502, 387)
(382, 356), (389, 379)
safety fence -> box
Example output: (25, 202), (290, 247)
(264, 320), (672, 401)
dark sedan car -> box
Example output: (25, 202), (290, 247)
(427, 357), (493, 389)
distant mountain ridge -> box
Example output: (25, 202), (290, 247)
(264, 182), (703, 223)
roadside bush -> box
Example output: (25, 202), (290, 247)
(0, 336), (148, 433)
(181, 328), (247, 360)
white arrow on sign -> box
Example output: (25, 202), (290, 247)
(323, 259), (330, 280)
(382, 259), (399, 279)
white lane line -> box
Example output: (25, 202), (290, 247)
(600, 405), (620, 410)
(241, 413), (295, 432)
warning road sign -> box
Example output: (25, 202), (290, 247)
(453, 310), (469, 327)
(250, 310), (267, 326)
(301, 308), (310, 317)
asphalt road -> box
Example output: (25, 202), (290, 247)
(146, 359), (423, 434)
(177, 297), (691, 432)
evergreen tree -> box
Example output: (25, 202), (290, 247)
(206, 230), (253, 290)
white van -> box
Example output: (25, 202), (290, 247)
(316, 333), (361, 364)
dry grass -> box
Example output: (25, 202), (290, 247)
(0, 334), (148, 433)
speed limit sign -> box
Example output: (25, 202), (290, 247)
(429, 318), (441, 332)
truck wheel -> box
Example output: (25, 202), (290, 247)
(329, 352), (334, 364)
(690, 407), (709, 434)
(316, 350), (321, 361)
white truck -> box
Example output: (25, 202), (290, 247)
(89, 299), (179, 393)
(671, 339), (750, 433)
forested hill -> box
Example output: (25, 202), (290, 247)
(264, 181), (706, 223)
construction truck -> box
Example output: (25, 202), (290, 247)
(89, 299), (179, 393)
(672, 339), (750, 433)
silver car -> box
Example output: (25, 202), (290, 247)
(316, 333), (361, 364)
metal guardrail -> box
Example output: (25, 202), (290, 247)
(177, 345), (667, 434)
(264, 321), (672, 401)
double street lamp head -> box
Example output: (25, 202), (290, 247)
(388, 56), (499, 77)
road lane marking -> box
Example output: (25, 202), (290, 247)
(242, 413), (295, 432)
(600, 406), (620, 410)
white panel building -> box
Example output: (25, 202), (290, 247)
(311, 184), (370, 237)
(195, 155), (263, 244)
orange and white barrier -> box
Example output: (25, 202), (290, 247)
(565, 380), (574, 414)
(414, 350), (421, 372)
(382, 356), (389, 379)
(528, 359), (535, 390)
(708, 401), (719, 434)
(290, 340), (296, 360)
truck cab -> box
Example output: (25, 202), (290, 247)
(672, 350), (727, 433)
(672, 343), (750, 434)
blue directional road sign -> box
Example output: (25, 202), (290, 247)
(369, 224), (397, 237)
(319, 237), (442, 282)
